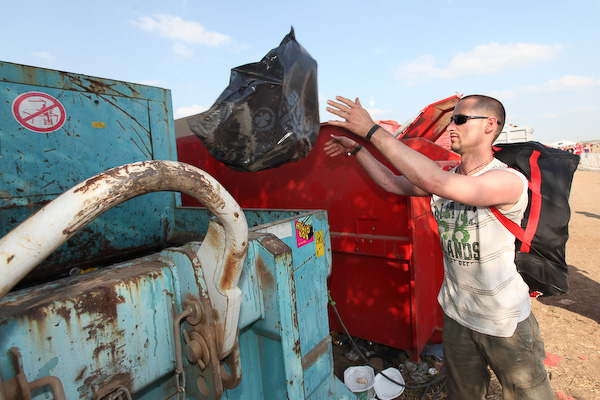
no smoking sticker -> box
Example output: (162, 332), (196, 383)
(12, 92), (66, 133)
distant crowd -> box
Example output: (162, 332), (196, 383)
(558, 142), (598, 154)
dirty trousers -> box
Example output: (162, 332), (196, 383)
(442, 312), (554, 400)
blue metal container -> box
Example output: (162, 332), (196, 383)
(0, 61), (354, 399)
(0, 61), (177, 286)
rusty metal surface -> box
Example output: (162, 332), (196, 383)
(1, 208), (353, 399)
(0, 160), (248, 300)
(0, 254), (178, 399)
(0, 61), (176, 285)
(0, 244), (240, 399)
(0, 62), (164, 100)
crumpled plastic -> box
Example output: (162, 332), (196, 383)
(187, 27), (319, 172)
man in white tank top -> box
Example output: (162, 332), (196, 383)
(324, 94), (553, 399)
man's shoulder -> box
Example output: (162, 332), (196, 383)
(487, 159), (527, 182)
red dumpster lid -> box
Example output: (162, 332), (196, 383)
(397, 94), (461, 143)
(320, 95), (460, 151)
(376, 120), (401, 134)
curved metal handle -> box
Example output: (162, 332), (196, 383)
(0, 160), (248, 299)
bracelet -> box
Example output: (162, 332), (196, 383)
(345, 143), (363, 157)
(366, 124), (380, 141)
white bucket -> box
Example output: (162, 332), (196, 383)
(344, 365), (376, 399)
(373, 367), (405, 400)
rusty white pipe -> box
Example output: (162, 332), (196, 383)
(0, 160), (248, 300)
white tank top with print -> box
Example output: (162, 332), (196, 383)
(431, 158), (530, 337)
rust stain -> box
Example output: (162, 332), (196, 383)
(74, 286), (120, 320)
(87, 79), (113, 94)
(260, 234), (292, 256)
(75, 366), (87, 381)
(207, 225), (222, 250)
(66, 74), (139, 98)
(83, 373), (97, 387)
(219, 253), (241, 290)
(29, 308), (47, 322)
(56, 306), (71, 322)
(72, 172), (108, 194)
(1, 258), (164, 344)
(255, 256), (275, 288)
(91, 340), (125, 362)
(93, 344), (107, 358)
(293, 339), (301, 356)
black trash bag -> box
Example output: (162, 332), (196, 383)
(187, 27), (319, 172)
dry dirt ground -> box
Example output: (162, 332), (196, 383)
(333, 169), (600, 399)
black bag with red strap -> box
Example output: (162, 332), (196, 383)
(491, 141), (580, 297)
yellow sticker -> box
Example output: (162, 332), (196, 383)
(315, 230), (325, 258)
(92, 121), (106, 128)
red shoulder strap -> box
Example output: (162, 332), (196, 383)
(523, 151), (542, 252)
(490, 149), (542, 252)
(490, 206), (525, 243)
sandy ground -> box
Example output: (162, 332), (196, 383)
(531, 169), (600, 400)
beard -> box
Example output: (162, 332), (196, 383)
(450, 140), (463, 154)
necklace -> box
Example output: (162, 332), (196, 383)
(457, 156), (494, 175)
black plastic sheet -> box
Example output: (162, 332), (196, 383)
(188, 27), (319, 172)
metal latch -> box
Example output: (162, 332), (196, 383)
(100, 386), (132, 400)
(173, 295), (242, 399)
(0, 348), (66, 400)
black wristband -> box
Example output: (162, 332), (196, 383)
(366, 124), (380, 141)
(345, 143), (362, 157)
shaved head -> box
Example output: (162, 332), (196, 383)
(460, 95), (506, 137)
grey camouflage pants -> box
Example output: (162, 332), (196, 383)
(442, 312), (554, 400)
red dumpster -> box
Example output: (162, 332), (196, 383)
(176, 95), (461, 356)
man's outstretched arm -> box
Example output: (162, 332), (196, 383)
(327, 96), (525, 209)
(324, 133), (430, 196)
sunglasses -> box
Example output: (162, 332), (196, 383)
(450, 115), (502, 125)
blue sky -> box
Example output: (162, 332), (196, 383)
(2, 0), (599, 145)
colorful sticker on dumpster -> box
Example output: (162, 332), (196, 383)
(12, 92), (66, 133)
(295, 216), (314, 248)
(315, 230), (325, 257)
